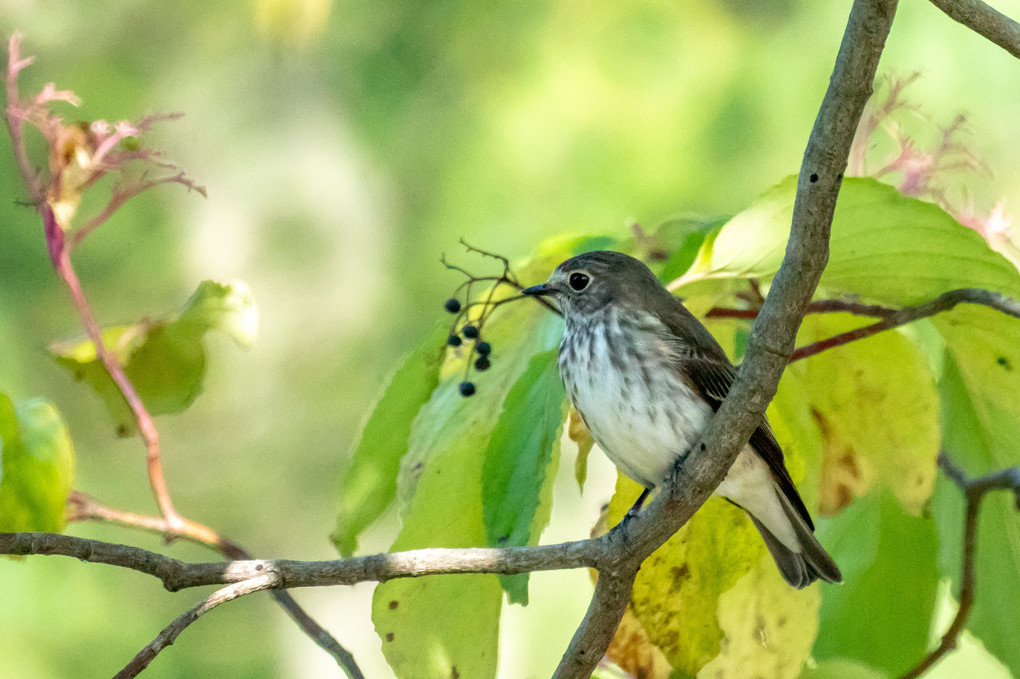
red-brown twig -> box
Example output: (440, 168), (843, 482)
(706, 298), (897, 320)
(114, 574), (278, 678)
(790, 288), (1020, 362)
(706, 289), (1019, 362)
(67, 492), (364, 679)
(899, 453), (1020, 679)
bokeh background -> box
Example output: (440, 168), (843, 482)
(1, 0), (1018, 677)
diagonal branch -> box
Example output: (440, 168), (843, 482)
(928, 0), (1020, 59)
(551, 1), (900, 676)
(66, 492), (364, 679)
(899, 453), (1020, 679)
(114, 574), (278, 679)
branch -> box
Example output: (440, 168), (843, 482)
(0, 531), (605, 590)
(706, 298), (897, 320)
(50, 237), (181, 526)
(707, 289), (1020, 362)
(791, 288), (1020, 361)
(550, 1), (900, 675)
(928, 0), (1020, 59)
(114, 574), (278, 679)
(67, 492), (365, 679)
(899, 453), (1020, 679)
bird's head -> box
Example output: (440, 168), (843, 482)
(521, 250), (667, 319)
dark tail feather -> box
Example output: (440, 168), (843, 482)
(749, 491), (842, 589)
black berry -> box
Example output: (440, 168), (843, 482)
(474, 356), (491, 371)
(476, 341), (491, 356)
(444, 298), (461, 313)
(447, 334), (462, 347)
(462, 325), (479, 339)
(459, 381), (476, 397)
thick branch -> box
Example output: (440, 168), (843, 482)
(549, 2), (900, 675)
(115, 574), (277, 679)
(899, 453), (1020, 679)
(928, 0), (1020, 59)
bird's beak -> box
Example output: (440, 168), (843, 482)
(521, 283), (553, 297)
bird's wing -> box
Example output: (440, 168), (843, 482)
(681, 354), (814, 530)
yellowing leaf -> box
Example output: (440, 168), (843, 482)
(0, 395), (75, 533)
(568, 406), (594, 491)
(697, 559), (820, 679)
(606, 476), (765, 676)
(789, 314), (940, 515)
(50, 280), (257, 436)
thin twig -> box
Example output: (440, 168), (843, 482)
(66, 492), (364, 679)
(790, 288), (1020, 361)
(898, 453), (1020, 679)
(706, 298), (897, 320)
(50, 240), (181, 527)
(114, 574), (278, 679)
(928, 0), (1020, 59)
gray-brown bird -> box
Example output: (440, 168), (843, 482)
(522, 250), (841, 588)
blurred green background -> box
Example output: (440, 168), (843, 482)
(1, 0), (1018, 677)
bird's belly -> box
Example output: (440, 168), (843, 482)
(565, 355), (712, 488)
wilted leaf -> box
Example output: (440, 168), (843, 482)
(814, 490), (939, 675)
(0, 395), (75, 533)
(50, 280), (257, 436)
(333, 323), (447, 557)
(481, 348), (566, 604)
(605, 605), (673, 679)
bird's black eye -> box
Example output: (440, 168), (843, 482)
(569, 272), (590, 291)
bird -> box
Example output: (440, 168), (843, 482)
(521, 250), (841, 588)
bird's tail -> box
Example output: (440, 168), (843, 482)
(749, 488), (842, 589)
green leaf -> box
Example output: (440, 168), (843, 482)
(676, 177), (1020, 306)
(373, 246), (568, 679)
(0, 395), (75, 533)
(814, 490), (939, 676)
(933, 339), (1020, 677)
(481, 348), (566, 604)
(333, 323), (447, 557)
(50, 280), (257, 436)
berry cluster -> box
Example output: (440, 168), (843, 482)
(440, 240), (525, 397)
